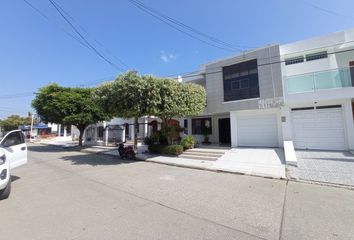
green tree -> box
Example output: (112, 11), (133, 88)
(95, 71), (154, 148)
(32, 83), (108, 146)
(153, 78), (206, 144)
(0, 115), (32, 132)
(155, 78), (206, 126)
(95, 71), (206, 147)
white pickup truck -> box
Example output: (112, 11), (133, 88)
(0, 130), (28, 200)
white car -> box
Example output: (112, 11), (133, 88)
(0, 130), (28, 200)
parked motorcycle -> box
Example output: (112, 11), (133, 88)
(118, 143), (136, 160)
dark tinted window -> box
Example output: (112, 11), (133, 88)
(192, 118), (212, 135)
(223, 59), (260, 101)
(306, 51), (328, 61)
(97, 126), (104, 138)
(285, 56), (304, 65)
(2, 131), (24, 147)
(183, 119), (188, 134)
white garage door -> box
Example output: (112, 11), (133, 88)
(291, 106), (346, 150)
(237, 114), (279, 147)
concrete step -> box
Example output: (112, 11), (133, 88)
(179, 154), (219, 161)
(187, 148), (229, 154)
(182, 151), (224, 157)
(179, 147), (228, 161)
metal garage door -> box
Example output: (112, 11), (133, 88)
(291, 106), (346, 150)
(237, 114), (279, 147)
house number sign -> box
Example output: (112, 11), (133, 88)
(258, 97), (284, 109)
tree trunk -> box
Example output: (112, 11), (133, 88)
(77, 125), (87, 147)
(134, 117), (138, 150)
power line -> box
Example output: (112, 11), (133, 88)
(128, 0), (241, 52)
(51, 1), (131, 69)
(168, 46), (354, 80)
(299, 0), (346, 18)
(48, 0), (125, 71)
(129, 0), (250, 51)
(23, 0), (93, 52)
(73, 75), (116, 87)
(0, 92), (34, 99)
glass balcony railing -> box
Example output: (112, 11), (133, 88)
(286, 67), (353, 94)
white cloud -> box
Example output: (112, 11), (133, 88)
(160, 51), (176, 63)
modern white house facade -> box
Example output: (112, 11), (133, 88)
(182, 28), (354, 151)
(280, 28), (354, 150)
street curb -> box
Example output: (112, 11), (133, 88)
(289, 178), (354, 191)
(143, 158), (286, 181)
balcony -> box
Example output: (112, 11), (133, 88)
(286, 67), (353, 94)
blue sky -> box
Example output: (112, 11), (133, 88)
(1, 0), (354, 119)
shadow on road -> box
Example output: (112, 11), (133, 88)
(28, 144), (137, 167)
(60, 154), (136, 166)
(11, 175), (21, 182)
(27, 145), (74, 153)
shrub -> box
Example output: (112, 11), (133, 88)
(144, 136), (154, 146)
(150, 132), (160, 143)
(166, 145), (184, 155)
(181, 135), (196, 149)
(156, 129), (168, 145)
(148, 144), (165, 154)
(148, 144), (183, 155)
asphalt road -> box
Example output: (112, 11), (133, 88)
(1, 144), (354, 240)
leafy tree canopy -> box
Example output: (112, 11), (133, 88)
(95, 71), (206, 121)
(32, 83), (109, 146)
(0, 115), (32, 132)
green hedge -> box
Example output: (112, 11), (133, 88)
(148, 144), (184, 155)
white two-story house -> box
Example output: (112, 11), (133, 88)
(280, 28), (354, 150)
(182, 28), (354, 151)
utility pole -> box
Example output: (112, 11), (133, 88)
(30, 113), (34, 142)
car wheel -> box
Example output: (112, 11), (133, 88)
(0, 180), (11, 200)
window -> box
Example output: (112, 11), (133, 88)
(223, 59), (259, 102)
(306, 51), (328, 61)
(97, 126), (104, 138)
(240, 79), (249, 89)
(231, 80), (240, 90)
(291, 107), (314, 111)
(183, 119), (188, 134)
(285, 56), (304, 65)
(1, 131), (24, 147)
(192, 118), (212, 135)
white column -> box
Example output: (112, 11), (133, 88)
(144, 118), (148, 137)
(131, 123), (135, 140)
(64, 126), (67, 137)
(230, 111), (238, 147)
(57, 124), (61, 136)
(280, 105), (293, 141)
(343, 100), (354, 150)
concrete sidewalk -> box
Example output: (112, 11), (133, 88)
(79, 147), (286, 179)
(38, 141), (286, 179)
(211, 148), (286, 179)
